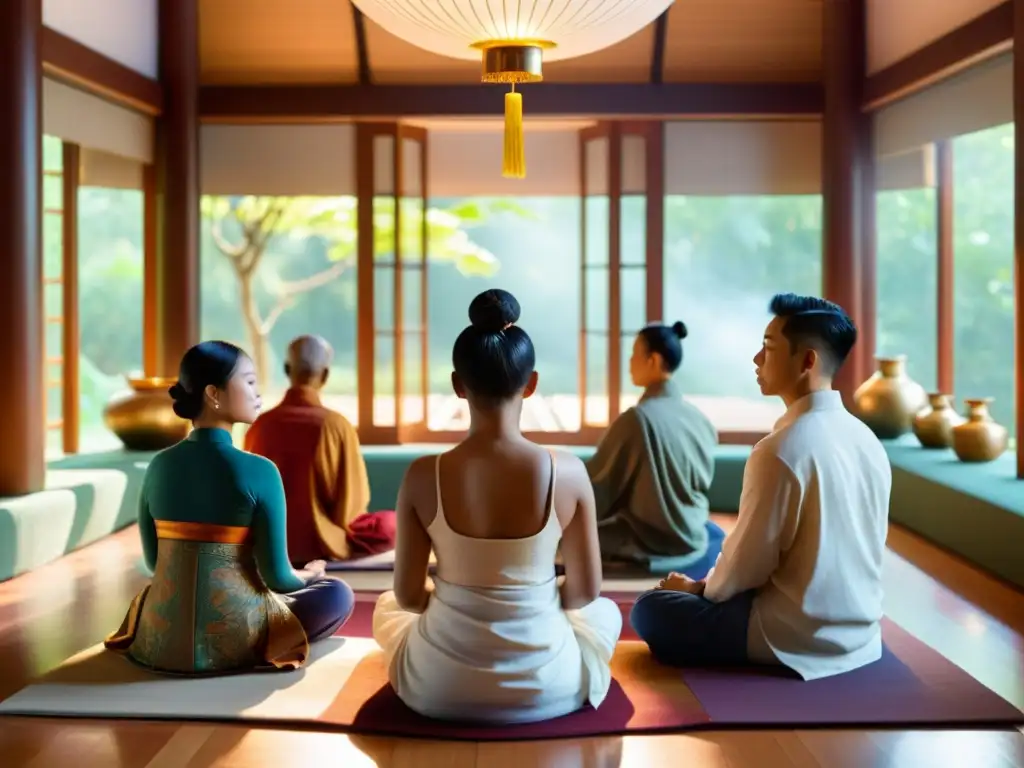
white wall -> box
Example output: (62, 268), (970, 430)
(874, 54), (1012, 157)
(44, 78), (154, 164)
(665, 121), (822, 196)
(200, 125), (357, 196)
(44, 0), (159, 78)
(198, 120), (833, 198)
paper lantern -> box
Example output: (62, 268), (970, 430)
(350, 0), (675, 178)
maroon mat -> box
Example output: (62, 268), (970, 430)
(336, 594), (1023, 736)
(682, 620), (1024, 727)
(334, 676), (661, 741)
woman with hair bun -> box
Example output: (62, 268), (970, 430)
(373, 289), (621, 724)
(586, 321), (723, 576)
(105, 341), (354, 675)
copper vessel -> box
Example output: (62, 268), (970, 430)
(912, 393), (965, 448)
(852, 356), (927, 439)
(103, 376), (191, 451)
(952, 398), (1008, 463)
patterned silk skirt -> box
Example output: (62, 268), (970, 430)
(105, 521), (309, 676)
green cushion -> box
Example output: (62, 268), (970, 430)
(882, 437), (1024, 590)
(362, 444), (751, 514)
(49, 450), (154, 529)
(0, 465), (137, 582)
(0, 489), (78, 582)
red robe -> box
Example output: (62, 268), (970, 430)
(244, 387), (395, 562)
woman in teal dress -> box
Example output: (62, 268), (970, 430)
(105, 341), (355, 675)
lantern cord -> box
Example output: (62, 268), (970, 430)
(502, 83), (525, 179)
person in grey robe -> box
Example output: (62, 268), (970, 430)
(585, 321), (723, 575)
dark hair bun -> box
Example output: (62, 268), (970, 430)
(168, 382), (203, 420)
(671, 321), (688, 340)
(468, 289), (520, 334)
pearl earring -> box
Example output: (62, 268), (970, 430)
(214, 402), (220, 410)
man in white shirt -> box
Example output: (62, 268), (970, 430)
(629, 293), (892, 680)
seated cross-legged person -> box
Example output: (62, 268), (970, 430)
(105, 341), (355, 675)
(373, 289), (623, 723)
(245, 335), (395, 563)
(630, 294), (892, 681)
(586, 321), (722, 576)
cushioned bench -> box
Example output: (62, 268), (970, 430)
(30, 435), (1022, 592)
(0, 463), (137, 582)
(2, 443), (748, 582)
(48, 450), (152, 530)
(883, 438), (1024, 590)
(361, 444), (751, 514)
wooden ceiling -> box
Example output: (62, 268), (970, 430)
(198, 0), (824, 86)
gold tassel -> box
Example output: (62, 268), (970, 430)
(502, 85), (525, 179)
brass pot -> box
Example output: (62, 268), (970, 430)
(103, 376), (191, 451)
(952, 398), (1008, 463)
(852, 356), (928, 439)
(912, 393), (965, 449)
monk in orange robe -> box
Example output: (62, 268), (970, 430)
(244, 335), (396, 562)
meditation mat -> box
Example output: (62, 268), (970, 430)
(324, 548), (405, 571)
(325, 552), (713, 580)
(1, 597), (1020, 740)
(0, 635), (707, 740)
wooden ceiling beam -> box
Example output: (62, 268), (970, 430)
(349, 1), (372, 86)
(41, 27), (163, 115)
(863, 1), (1012, 111)
(199, 81), (823, 121)
(649, 12), (669, 84)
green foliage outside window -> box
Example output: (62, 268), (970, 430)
(71, 123), (1016, 447)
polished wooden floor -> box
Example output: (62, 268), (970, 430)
(0, 515), (1022, 767)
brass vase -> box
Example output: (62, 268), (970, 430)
(952, 398), (1008, 463)
(103, 376), (191, 451)
(852, 356), (928, 439)
(912, 393), (965, 449)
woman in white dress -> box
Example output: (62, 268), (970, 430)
(373, 289), (623, 724)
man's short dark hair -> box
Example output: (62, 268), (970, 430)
(769, 293), (857, 375)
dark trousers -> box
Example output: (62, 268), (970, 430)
(629, 588), (755, 667)
(283, 576), (355, 642)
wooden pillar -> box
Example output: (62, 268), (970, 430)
(858, 128), (877, 387)
(936, 141), (955, 395)
(142, 163), (159, 377)
(0, 0), (44, 495)
(355, 125), (375, 437)
(645, 123), (665, 324)
(822, 0), (872, 404)
(154, 0), (200, 376)
(607, 123), (623, 425)
(62, 143), (81, 455)
(1014, 0), (1024, 478)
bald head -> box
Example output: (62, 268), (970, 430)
(285, 335), (333, 388)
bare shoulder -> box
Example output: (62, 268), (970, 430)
(551, 449), (589, 491)
(402, 454), (438, 495)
